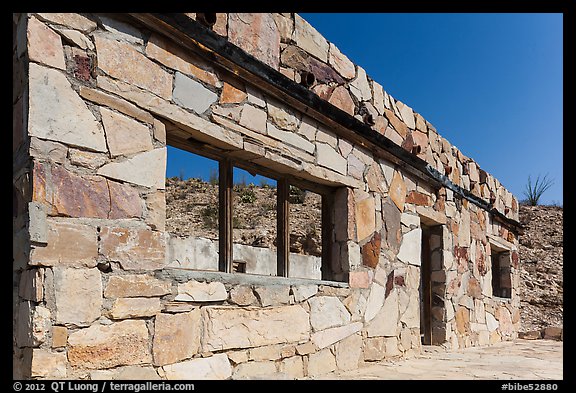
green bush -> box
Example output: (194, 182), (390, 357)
(522, 174), (554, 206)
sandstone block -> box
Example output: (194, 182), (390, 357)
(307, 347), (336, 377)
(349, 67), (371, 102)
(91, 366), (160, 380)
(146, 33), (220, 87)
(364, 282), (386, 322)
(328, 86), (355, 116)
(109, 297), (161, 319)
(28, 349), (67, 379)
(366, 289), (399, 337)
(405, 190), (432, 206)
(363, 337), (385, 361)
(36, 13), (97, 33)
(94, 35), (172, 99)
(389, 171), (407, 211)
(294, 14), (329, 62)
(355, 195), (376, 243)
(396, 101), (416, 129)
(267, 123), (315, 154)
(372, 81), (386, 114)
(280, 356), (304, 379)
(98, 148), (167, 189)
(28, 63), (107, 152)
(291, 285), (318, 303)
(229, 285), (257, 306)
(249, 344), (283, 361)
(27, 16), (66, 70)
(239, 104), (268, 132)
(348, 270), (371, 289)
(397, 228), (422, 266)
(543, 327), (562, 341)
(202, 305), (310, 352)
(311, 322), (362, 349)
(30, 219), (98, 267)
(233, 361), (278, 379)
(51, 326), (67, 348)
(175, 280), (227, 302)
(79, 86), (154, 124)
(68, 320), (151, 369)
(335, 333), (362, 371)
(53, 27), (94, 50)
(161, 353), (232, 380)
(153, 310), (202, 366)
(220, 82), (248, 104)
(229, 13), (280, 69)
(384, 108), (407, 138)
(308, 296), (351, 331)
(316, 142), (347, 175)
(104, 274), (171, 298)
(361, 232), (381, 268)
(68, 149), (108, 170)
(101, 107), (153, 157)
(455, 306), (470, 335)
(329, 42), (355, 80)
(53, 267), (102, 326)
(107, 180), (143, 219)
(99, 227), (165, 270)
(254, 285), (291, 307)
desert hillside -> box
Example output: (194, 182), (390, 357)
(165, 178), (563, 332)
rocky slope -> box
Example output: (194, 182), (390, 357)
(517, 204), (563, 333)
(165, 178), (563, 332)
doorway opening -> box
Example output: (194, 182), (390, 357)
(420, 224), (445, 345)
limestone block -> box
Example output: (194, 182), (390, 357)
(455, 306), (470, 335)
(173, 72), (218, 114)
(68, 149), (108, 170)
(355, 195), (376, 243)
(267, 99), (300, 131)
(90, 366), (160, 380)
(280, 356), (304, 379)
(239, 104), (268, 132)
(53, 27), (94, 50)
(295, 341), (318, 355)
(249, 344), (283, 361)
(99, 226), (165, 270)
(36, 13), (97, 33)
(28, 349), (67, 378)
(308, 296), (351, 331)
(175, 280), (227, 302)
(27, 16), (66, 70)
(53, 267), (102, 326)
(166, 236), (218, 271)
(335, 333), (362, 371)
(109, 297), (161, 319)
(363, 337), (385, 361)
(311, 322), (362, 350)
(28, 63), (106, 152)
(79, 86), (154, 124)
(98, 15), (144, 45)
(267, 123), (315, 154)
(229, 13), (280, 69)
(145, 191), (166, 231)
(101, 107), (153, 157)
(291, 285), (318, 303)
(399, 291), (420, 329)
(294, 14), (329, 62)
(201, 305), (310, 351)
(364, 282), (387, 322)
(94, 35), (172, 99)
(397, 228), (422, 266)
(372, 82), (386, 114)
(233, 361), (277, 379)
(347, 153), (365, 180)
(329, 42), (355, 80)
(153, 310), (202, 366)
(366, 289), (400, 337)
(98, 148), (166, 189)
(316, 143), (347, 175)
(365, 162), (387, 194)
(161, 353), (232, 380)
(396, 101), (416, 129)
(104, 274), (171, 298)
(51, 326), (67, 348)
(389, 171), (407, 211)
(349, 67), (372, 102)
(254, 285), (291, 307)
(307, 348), (336, 377)
(495, 306), (513, 335)
(30, 220), (98, 268)
(229, 285), (257, 306)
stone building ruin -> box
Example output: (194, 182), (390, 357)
(13, 13), (523, 379)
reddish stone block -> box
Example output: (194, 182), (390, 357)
(349, 271), (371, 289)
(511, 251), (519, 269)
(405, 190), (432, 206)
(361, 231), (381, 268)
(73, 54), (91, 82)
(107, 180), (142, 219)
(467, 277), (482, 298)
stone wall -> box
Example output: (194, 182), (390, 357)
(13, 13), (521, 380)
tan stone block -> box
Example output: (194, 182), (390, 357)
(389, 171), (406, 211)
(220, 81), (247, 104)
(36, 13), (97, 33)
(176, 280), (228, 302)
(328, 86), (355, 116)
(68, 149), (108, 170)
(363, 337), (385, 361)
(27, 16), (65, 70)
(79, 86), (154, 124)
(307, 347), (336, 377)
(329, 42), (355, 80)
(53, 267), (102, 326)
(233, 361), (278, 379)
(105, 274), (171, 298)
(294, 14), (329, 63)
(349, 67), (372, 102)
(201, 305), (310, 352)
(348, 271), (372, 289)
(162, 353), (232, 380)
(295, 341), (317, 356)
(239, 104), (268, 132)
(355, 195), (376, 242)
(384, 108), (407, 138)
(95, 35), (172, 99)
(311, 322), (363, 350)
(109, 297), (161, 319)
(68, 320), (151, 369)
(153, 310), (202, 366)
(145, 191), (166, 231)
(455, 306), (470, 335)
(99, 227), (166, 270)
(280, 356), (304, 379)
(30, 219), (98, 268)
(249, 344), (283, 361)
(52, 326), (67, 348)
(146, 33), (220, 87)
(28, 349), (67, 378)
(229, 13), (280, 69)
(29, 63), (107, 152)
(335, 333), (362, 371)
(101, 107), (153, 157)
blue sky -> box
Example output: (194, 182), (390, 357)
(167, 13), (563, 205)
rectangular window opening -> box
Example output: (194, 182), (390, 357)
(491, 247), (512, 298)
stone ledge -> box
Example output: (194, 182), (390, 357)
(157, 268), (349, 288)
